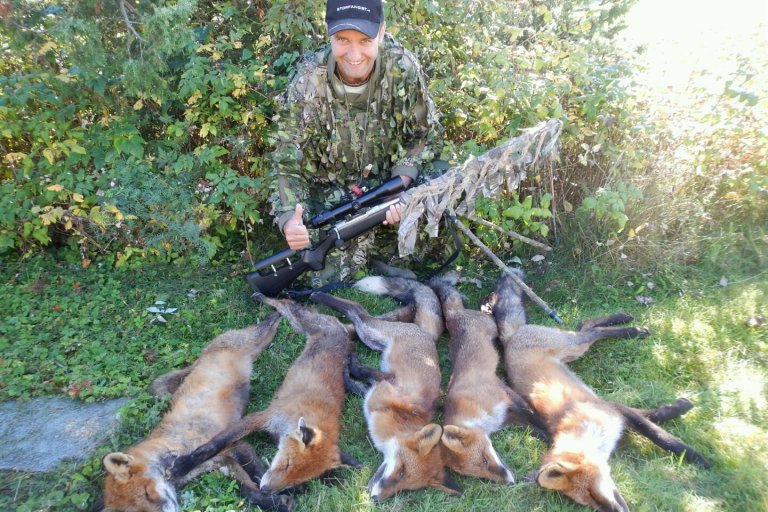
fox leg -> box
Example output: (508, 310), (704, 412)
(376, 304), (416, 323)
(341, 305), (417, 337)
(555, 324), (649, 362)
(311, 292), (391, 351)
(253, 293), (323, 334)
(228, 441), (268, 482)
(615, 403), (710, 468)
(224, 442), (296, 512)
(150, 367), (193, 397)
(577, 313), (635, 330)
(344, 352), (391, 397)
(170, 410), (270, 479)
(503, 387), (550, 441)
(624, 397), (695, 424)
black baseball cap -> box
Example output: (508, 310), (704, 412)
(326, 0), (383, 39)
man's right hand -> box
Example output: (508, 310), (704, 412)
(283, 204), (310, 250)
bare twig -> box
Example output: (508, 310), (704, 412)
(447, 209), (563, 324)
(119, 0), (144, 43)
(464, 215), (552, 252)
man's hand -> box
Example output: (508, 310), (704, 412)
(283, 204), (310, 250)
(383, 175), (412, 226)
(383, 203), (403, 226)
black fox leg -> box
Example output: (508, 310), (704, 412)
(229, 442), (269, 483)
(629, 398), (695, 424)
(577, 313), (635, 330)
(616, 404), (710, 469)
(312, 292), (389, 351)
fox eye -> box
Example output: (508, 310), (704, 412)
(482, 457), (489, 467)
(398, 469), (405, 480)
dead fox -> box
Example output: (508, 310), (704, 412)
(169, 294), (360, 495)
(313, 276), (462, 501)
(100, 313), (293, 512)
(493, 270), (710, 511)
(428, 274), (541, 484)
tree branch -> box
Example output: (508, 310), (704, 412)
(464, 215), (552, 252)
(447, 209), (563, 323)
(118, 0), (144, 43)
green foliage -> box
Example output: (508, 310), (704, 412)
(577, 181), (643, 236)
(474, 192), (553, 254)
(0, 1), (286, 263)
(1, 0), (642, 265)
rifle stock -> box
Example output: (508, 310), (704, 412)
(247, 197), (400, 296)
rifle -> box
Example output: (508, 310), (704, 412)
(246, 177), (407, 297)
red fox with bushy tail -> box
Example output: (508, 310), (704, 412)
(169, 294), (361, 495)
(100, 313), (293, 512)
(493, 270), (710, 512)
(313, 276), (462, 501)
(428, 274), (542, 484)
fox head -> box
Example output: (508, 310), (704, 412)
(259, 417), (347, 494)
(102, 452), (179, 512)
(441, 425), (515, 484)
(368, 424), (462, 501)
(533, 454), (628, 512)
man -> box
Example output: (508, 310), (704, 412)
(268, 0), (443, 287)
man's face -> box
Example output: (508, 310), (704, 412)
(330, 26), (384, 85)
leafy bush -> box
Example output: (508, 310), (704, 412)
(0, 0), (680, 267)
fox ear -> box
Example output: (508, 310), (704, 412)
(295, 417), (315, 447)
(103, 452), (134, 481)
(414, 423), (443, 455)
(338, 450), (364, 469)
(536, 462), (570, 490)
(431, 470), (463, 496)
(441, 425), (470, 452)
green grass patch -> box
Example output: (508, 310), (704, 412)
(0, 251), (766, 511)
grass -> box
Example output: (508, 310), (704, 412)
(1, 247), (765, 512)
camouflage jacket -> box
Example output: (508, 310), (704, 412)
(268, 34), (444, 232)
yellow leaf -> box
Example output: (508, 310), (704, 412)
(64, 220), (73, 230)
(187, 90), (202, 106)
(563, 200), (573, 213)
(47, 184), (64, 192)
(211, 51), (222, 61)
(4, 152), (27, 163)
(43, 149), (56, 164)
(66, 140), (87, 154)
(37, 41), (57, 56)
(234, 41), (243, 49)
(72, 193), (84, 203)
(133, 99), (144, 110)
(200, 123), (210, 138)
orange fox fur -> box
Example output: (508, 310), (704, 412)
(169, 294), (360, 495)
(494, 270), (709, 512)
(100, 313), (292, 512)
(429, 274), (541, 484)
(313, 276), (462, 501)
